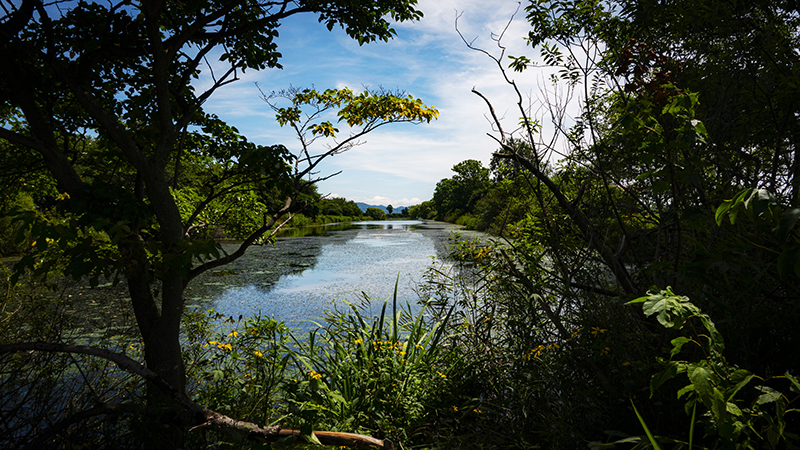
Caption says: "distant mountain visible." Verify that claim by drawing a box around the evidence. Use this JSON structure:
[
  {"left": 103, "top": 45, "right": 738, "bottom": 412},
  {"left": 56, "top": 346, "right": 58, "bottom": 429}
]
[
  {"left": 355, "top": 203, "right": 412, "bottom": 214},
  {"left": 356, "top": 202, "right": 387, "bottom": 213}
]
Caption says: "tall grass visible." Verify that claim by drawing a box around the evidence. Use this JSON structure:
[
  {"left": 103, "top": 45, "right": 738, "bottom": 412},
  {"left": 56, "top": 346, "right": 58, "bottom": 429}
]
[{"left": 286, "top": 278, "right": 457, "bottom": 443}]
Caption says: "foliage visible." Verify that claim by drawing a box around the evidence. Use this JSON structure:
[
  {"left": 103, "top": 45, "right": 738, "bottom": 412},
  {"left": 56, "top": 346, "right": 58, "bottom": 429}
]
[
  {"left": 411, "top": 0, "right": 800, "bottom": 447},
  {"left": 407, "top": 200, "right": 436, "bottom": 220},
  {"left": 182, "top": 310, "right": 293, "bottom": 443},
  {"left": 286, "top": 287, "right": 457, "bottom": 445},
  {"left": 365, "top": 207, "right": 387, "bottom": 221},
  {"left": 431, "top": 160, "right": 491, "bottom": 224},
  {"left": 627, "top": 288, "right": 799, "bottom": 449}
]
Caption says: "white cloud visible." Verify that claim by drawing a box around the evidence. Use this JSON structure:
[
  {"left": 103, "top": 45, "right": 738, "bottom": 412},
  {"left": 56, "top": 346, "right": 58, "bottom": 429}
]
[{"left": 194, "top": 0, "right": 576, "bottom": 204}]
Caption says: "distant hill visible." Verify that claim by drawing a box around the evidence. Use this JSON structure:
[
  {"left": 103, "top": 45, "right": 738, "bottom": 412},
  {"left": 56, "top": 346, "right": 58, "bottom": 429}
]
[{"left": 355, "top": 203, "right": 412, "bottom": 214}]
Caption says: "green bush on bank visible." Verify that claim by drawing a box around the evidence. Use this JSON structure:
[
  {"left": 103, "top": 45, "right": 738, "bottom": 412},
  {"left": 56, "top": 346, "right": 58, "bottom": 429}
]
[{"left": 286, "top": 213, "right": 370, "bottom": 227}]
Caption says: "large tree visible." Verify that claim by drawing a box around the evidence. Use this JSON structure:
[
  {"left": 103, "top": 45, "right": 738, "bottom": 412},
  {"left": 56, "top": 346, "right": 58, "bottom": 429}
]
[{"left": 0, "top": 0, "right": 436, "bottom": 446}]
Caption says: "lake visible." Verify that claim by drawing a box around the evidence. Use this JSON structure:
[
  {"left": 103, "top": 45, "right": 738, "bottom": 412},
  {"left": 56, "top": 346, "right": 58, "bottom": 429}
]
[{"left": 187, "top": 220, "right": 474, "bottom": 329}]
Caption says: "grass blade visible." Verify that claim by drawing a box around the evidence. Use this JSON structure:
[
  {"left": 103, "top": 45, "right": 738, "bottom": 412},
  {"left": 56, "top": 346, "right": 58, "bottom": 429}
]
[{"left": 631, "top": 399, "right": 663, "bottom": 450}]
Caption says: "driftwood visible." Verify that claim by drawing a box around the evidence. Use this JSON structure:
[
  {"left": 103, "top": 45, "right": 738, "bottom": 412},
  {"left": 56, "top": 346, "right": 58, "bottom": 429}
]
[
  {"left": 0, "top": 342, "right": 395, "bottom": 449},
  {"left": 276, "top": 429, "right": 394, "bottom": 450}
]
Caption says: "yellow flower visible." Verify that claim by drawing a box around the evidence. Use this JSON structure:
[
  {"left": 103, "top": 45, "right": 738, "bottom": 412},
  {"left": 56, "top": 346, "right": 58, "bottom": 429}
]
[
  {"left": 354, "top": 339, "right": 363, "bottom": 345},
  {"left": 473, "top": 408, "right": 482, "bottom": 414},
  {"left": 309, "top": 370, "right": 322, "bottom": 380},
  {"left": 591, "top": 326, "right": 608, "bottom": 337},
  {"left": 437, "top": 371, "right": 447, "bottom": 378},
  {"left": 254, "top": 351, "right": 263, "bottom": 358},
  {"left": 523, "top": 345, "right": 546, "bottom": 360},
  {"left": 451, "top": 405, "right": 458, "bottom": 412},
  {"left": 227, "top": 330, "right": 238, "bottom": 338}
]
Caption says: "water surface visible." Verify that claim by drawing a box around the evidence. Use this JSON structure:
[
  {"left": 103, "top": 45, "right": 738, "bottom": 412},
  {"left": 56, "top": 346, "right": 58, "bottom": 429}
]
[{"left": 188, "top": 220, "right": 470, "bottom": 328}]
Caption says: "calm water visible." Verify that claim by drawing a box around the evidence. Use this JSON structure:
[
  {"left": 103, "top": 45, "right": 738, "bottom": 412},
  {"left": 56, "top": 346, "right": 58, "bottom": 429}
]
[{"left": 187, "top": 220, "right": 470, "bottom": 328}]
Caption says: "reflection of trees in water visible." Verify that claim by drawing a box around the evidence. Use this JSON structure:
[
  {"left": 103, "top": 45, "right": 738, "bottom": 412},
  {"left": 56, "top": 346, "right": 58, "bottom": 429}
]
[
  {"left": 187, "top": 237, "right": 326, "bottom": 303},
  {"left": 187, "top": 222, "right": 491, "bottom": 315}
]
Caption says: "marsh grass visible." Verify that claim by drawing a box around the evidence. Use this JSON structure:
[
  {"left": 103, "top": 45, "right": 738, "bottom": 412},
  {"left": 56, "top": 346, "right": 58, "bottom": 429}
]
[{"left": 285, "top": 278, "right": 457, "bottom": 444}]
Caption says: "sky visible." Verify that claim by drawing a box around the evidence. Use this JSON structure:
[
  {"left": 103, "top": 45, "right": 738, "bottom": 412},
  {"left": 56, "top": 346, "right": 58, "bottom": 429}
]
[{"left": 200, "top": 1, "right": 557, "bottom": 207}]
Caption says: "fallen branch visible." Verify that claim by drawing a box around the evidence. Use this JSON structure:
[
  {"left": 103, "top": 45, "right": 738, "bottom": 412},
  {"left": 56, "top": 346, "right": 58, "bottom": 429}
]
[{"left": 0, "top": 342, "right": 396, "bottom": 449}]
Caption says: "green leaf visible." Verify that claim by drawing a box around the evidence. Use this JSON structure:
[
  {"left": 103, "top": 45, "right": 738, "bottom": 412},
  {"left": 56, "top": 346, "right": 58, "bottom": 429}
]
[
  {"left": 299, "top": 425, "right": 322, "bottom": 445},
  {"left": 670, "top": 336, "right": 693, "bottom": 358},
  {"left": 631, "top": 400, "right": 663, "bottom": 450},
  {"left": 641, "top": 287, "right": 694, "bottom": 328},
  {"left": 727, "top": 369, "right": 754, "bottom": 401},
  {"left": 726, "top": 402, "right": 743, "bottom": 416},
  {"left": 756, "top": 385, "right": 782, "bottom": 405},
  {"left": 784, "top": 372, "right": 800, "bottom": 394},
  {"left": 677, "top": 384, "right": 696, "bottom": 399},
  {"left": 688, "top": 364, "right": 720, "bottom": 410},
  {"left": 651, "top": 363, "right": 680, "bottom": 397}
]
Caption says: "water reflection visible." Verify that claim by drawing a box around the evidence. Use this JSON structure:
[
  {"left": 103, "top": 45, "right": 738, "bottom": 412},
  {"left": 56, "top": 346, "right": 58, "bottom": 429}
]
[{"left": 189, "top": 220, "right": 463, "bottom": 330}]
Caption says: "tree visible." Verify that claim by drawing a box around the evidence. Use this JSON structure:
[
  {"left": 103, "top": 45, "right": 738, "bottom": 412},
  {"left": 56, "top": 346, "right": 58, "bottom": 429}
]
[
  {"left": 387, "top": 204, "right": 394, "bottom": 215},
  {"left": 431, "top": 159, "right": 490, "bottom": 220},
  {"left": 443, "top": 1, "right": 800, "bottom": 447},
  {"left": 408, "top": 200, "right": 435, "bottom": 219},
  {"left": 0, "top": 0, "right": 436, "bottom": 446},
  {"left": 365, "top": 206, "right": 386, "bottom": 220}
]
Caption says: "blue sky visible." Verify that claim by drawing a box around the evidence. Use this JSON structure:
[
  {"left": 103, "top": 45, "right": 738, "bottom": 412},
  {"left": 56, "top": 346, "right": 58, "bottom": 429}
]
[{"left": 200, "top": 1, "right": 553, "bottom": 207}]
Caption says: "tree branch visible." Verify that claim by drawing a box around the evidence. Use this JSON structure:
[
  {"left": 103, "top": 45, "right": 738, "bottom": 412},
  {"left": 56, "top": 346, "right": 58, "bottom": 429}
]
[{"left": 0, "top": 341, "right": 397, "bottom": 449}]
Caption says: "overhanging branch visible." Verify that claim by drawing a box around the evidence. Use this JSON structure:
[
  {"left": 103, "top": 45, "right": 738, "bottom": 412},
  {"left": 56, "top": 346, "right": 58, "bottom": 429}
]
[{"left": 0, "top": 342, "right": 396, "bottom": 449}]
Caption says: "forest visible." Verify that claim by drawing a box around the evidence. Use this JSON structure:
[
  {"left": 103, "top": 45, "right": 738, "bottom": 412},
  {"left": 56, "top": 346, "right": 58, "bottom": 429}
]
[{"left": 1, "top": 0, "right": 799, "bottom": 449}]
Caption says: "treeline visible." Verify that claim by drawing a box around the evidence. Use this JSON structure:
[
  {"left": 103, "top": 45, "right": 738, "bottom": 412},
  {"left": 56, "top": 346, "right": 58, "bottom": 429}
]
[{"left": 408, "top": 154, "right": 535, "bottom": 234}]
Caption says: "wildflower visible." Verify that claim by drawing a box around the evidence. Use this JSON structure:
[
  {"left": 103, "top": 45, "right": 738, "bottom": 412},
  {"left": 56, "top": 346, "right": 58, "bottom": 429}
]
[
  {"left": 227, "top": 330, "right": 238, "bottom": 338},
  {"left": 451, "top": 405, "right": 458, "bottom": 412},
  {"left": 591, "top": 326, "right": 608, "bottom": 337},
  {"left": 309, "top": 370, "right": 322, "bottom": 380},
  {"left": 524, "top": 345, "right": 546, "bottom": 360},
  {"left": 473, "top": 408, "right": 482, "bottom": 414},
  {"left": 354, "top": 339, "right": 363, "bottom": 345},
  {"left": 128, "top": 344, "right": 135, "bottom": 350},
  {"left": 437, "top": 371, "right": 447, "bottom": 378},
  {"left": 254, "top": 350, "right": 263, "bottom": 358},
  {"left": 622, "top": 361, "right": 631, "bottom": 366}
]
